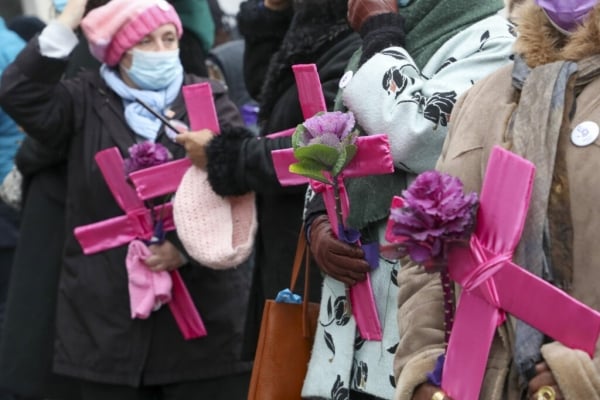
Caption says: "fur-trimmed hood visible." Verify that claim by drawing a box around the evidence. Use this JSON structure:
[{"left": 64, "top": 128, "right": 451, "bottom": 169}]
[{"left": 514, "top": 0, "right": 600, "bottom": 67}]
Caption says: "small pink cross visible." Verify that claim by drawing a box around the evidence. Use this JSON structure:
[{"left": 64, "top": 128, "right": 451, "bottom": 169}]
[
  {"left": 271, "top": 64, "right": 395, "bottom": 341},
  {"left": 74, "top": 83, "right": 221, "bottom": 340},
  {"left": 387, "top": 146, "right": 600, "bottom": 399}
]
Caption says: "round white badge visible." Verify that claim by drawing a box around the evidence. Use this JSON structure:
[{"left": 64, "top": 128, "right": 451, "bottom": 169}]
[
  {"left": 571, "top": 121, "right": 600, "bottom": 147},
  {"left": 339, "top": 71, "right": 353, "bottom": 89}
]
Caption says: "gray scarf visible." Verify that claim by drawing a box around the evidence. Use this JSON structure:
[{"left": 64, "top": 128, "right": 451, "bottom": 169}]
[{"left": 508, "top": 54, "right": 600, "bottom": 387}]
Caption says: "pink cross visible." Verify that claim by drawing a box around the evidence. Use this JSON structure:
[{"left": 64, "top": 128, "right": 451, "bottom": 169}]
[
  {"left": 387, "top": 146, "right": 600, "bottom": 399},
  {"left": 74, "top": 83, "right": 221, "bottom": 340},
  {"left": 271, "top": 64, "right": 395, "bottom": 341}
]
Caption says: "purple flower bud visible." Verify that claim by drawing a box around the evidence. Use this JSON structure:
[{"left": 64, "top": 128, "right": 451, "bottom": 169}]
[
  {"left": 300, "top": 111, "right": 357, "bottom": 148},
  {"left": 124, "top": 142, "right": 172, "bottom": 175}
]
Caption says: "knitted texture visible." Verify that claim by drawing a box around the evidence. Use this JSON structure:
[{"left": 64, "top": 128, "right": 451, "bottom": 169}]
[
  {"left": 81, "top": 0, "right": 182, "bottom": 66},
  {"left": 173, "top": 166, "right": 257, "bottom": 270}
]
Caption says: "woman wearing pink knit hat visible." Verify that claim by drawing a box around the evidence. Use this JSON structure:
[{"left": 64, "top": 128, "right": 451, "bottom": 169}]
[{"left": 0, "top": 0, "right": 253, "bottom": 398}]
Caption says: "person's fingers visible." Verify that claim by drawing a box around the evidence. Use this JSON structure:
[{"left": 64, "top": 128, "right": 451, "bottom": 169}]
[
  {"left": 535, "top": 362, "right": 550, "bottom": 374},
  {"left": 143, "top": 254, "right": 162, "bottom": 269},
  {"left": 528, "top": 371, "right": 558, "bottom": 398},
  {"left": 174, "top": 130, "right": 190, "bottom": 144}
]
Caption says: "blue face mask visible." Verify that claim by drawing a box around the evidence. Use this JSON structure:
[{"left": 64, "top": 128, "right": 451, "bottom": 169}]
[
  {"left": 53, "top": 0, "right": 67, "bottom": 13},
  {"left": 398, "top": 0, "right": 411, "bottom": 7},
  {"left": 125, "top": 49, "right": 183, "bottom": 91}
]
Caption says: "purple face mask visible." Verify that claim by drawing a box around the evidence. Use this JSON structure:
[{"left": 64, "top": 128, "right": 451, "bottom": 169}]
[{"left": 536, "top": 0, "right": 597, "bottom": 32}]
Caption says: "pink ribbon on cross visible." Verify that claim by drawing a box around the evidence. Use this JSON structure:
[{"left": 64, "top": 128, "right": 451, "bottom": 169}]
[
  {"left": 389, "top": 146, "right": 600, "bottom": 399},
  {"left": 271, "top": 64, "right": 394, "bottom": 341},
  {"left": 74, "top": 83, "right": 220, "bottom": 340}
]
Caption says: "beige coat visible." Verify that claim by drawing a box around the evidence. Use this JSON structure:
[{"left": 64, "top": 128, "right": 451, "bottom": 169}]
[{"left": 394, "top": 1, "right": 600, "bottom": 399}]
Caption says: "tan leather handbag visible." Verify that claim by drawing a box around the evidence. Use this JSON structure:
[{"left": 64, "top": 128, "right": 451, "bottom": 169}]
[{"left": 248, "top": 226, "right": 320, "bottom": 400}]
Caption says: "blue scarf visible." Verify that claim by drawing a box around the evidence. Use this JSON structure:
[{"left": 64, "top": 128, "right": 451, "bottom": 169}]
[{"left": 100, "top": 64, "right": 183, "bottom": 141}]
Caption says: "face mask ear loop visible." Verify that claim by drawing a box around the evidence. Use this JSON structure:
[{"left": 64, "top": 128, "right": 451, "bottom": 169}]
[{"left": 541, "top": 9, "right": 574, "bottom": 35}]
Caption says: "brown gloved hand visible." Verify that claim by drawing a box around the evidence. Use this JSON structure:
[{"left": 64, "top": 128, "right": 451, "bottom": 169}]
[
  {"left": 347, "top": 0, "right": 398, "bottom": 32},
  {"left": 308, "top": 214, "right": 371, "bottom": 285}
]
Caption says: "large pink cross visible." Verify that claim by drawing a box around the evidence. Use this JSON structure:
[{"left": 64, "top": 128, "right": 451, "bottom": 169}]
[
  {"left": 271, "top": 64, "right": 395, "bottom": 341},
  {"left": 74, "top": 83, "right": 220, "bottom": 340},
  {"left": 387, "top": 146, "right": 600, "bottom": 399}
]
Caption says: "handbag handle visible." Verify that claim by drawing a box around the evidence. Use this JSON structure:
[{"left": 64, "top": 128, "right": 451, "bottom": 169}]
[{"left": 289, "top": 224, "right": 314, "bottom": 339}]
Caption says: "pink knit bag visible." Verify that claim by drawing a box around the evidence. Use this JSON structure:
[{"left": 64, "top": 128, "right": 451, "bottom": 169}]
[{"left": 173, "top": 167, "right": 257, "bottom": 269}]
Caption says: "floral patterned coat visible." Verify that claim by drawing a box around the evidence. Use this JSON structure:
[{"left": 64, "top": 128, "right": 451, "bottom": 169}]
[{"left": 302, "top": 14, "right": 516, "bottom": 400}]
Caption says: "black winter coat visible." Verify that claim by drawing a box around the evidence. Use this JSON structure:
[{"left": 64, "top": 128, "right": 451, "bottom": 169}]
[
  {"left": 0, "top": 39, "right": 252, "bottom": 387},
  {"left": 209, "top": 0, "right": 361, "bottom": 358}
]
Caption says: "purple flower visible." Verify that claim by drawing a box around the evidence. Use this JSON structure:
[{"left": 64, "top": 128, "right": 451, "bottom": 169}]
[
  {"left": 124, "top": 142, "right": 172, "bottom": 175},
  {"left": 299, "top": 111, "right": 357, "bottom": 148},
  {"left": 389, "top": 171, "right": 478, "bottom": 264}
]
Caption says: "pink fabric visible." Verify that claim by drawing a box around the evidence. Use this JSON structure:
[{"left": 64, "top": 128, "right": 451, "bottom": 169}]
[
  {"left": 438, "top": 146, "right": 600, "bottom": 400},
  {"left": 168, "top": 270, "right": 207, "bottom": 340},
  {"left": 292, "top": 64, "right": 328, "bottom": 119},
  {"left": 182, "top": 83, "right": 221, "bottom": 134},
  {"left": 81, "top": 0, "right": 182, "bottom": 66},
  {"left": 74, "top": 147, "right": 207, "bottom": 339},
  {"left": 128, "top": 83, "right": 219, "bottom": 198},
  {"left": 126, "top": 240, "right": 172, "bottom": 319},
  {"left": 129, "top": 159, "right": 192, "bottom": 200},
  {"left": 265, "top": 127, "right": 295, "bottom": 139},
  {"left": 74, "top": 148, "right": 176, "bottom": 252}
]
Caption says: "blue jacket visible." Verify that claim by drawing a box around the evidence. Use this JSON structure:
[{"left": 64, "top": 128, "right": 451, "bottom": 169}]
[{"left": 0, "top": 18, "right": 25, "bottom": 181}]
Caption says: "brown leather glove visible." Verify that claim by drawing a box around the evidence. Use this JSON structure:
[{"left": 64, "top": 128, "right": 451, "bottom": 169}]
[
  {"left": 308, "top": 214, "right": 371, "bottom": 285},
  {"left": 347, "top": 0, "right": 398, "bottom": 32}
]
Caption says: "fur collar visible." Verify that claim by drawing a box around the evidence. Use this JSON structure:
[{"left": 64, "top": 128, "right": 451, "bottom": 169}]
[{"left": 514, "top": 1, "right": 600, "bottom": 67}]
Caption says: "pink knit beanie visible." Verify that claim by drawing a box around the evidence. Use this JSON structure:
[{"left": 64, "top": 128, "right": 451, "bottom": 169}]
[{"left": 81, "top": 0, "right": 183, "bottom": 67}]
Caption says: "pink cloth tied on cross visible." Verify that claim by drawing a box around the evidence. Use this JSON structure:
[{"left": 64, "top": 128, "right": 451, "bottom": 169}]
[
  {"left": 126, "top": 240, "right": 172, "bottom": 319},
  {"left": 438, "top": 146, "right": 600, "bottom": 400}
]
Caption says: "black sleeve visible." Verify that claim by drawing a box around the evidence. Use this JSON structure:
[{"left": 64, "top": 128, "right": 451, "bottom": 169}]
[
  {"left": 358, "top": 12, "right": 406, "bottom": 66},
  {"left": 0, "top": 38, "right": 79, "bottom": 151},
  {"left": 206, "top": 125, "right": 304, "bottom": 196},
  {"left": 15, "top": 137, "right": 67, "bottom": 177},
  {"left": 237, "top": 0, "right": 293, "bottom": 99}
]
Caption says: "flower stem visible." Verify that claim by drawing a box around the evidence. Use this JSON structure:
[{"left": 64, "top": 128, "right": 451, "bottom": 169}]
[
  {"left": 440, "top": 270, "right": 455, "bottom": 346},
  {"left": 332, "top": 176, "right": 345, "bottom": 233}
]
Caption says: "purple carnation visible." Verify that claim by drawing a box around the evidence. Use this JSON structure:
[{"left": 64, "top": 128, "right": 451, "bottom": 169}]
[
  {"left": 390, "top": 171, "right": 478, "bottom": 264},
  {"left": 124, "top": 142, "right": 172, "bottom": 175},
  {"left": 299, "top": 111, "right": 357, "bottom": 148}
]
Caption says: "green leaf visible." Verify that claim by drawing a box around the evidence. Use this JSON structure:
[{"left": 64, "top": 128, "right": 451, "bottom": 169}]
[
  {"left": 331, "top": 144, "right": 357, "bottom": 177},
  {"left": 331, "top": 147, "right": 347, "bottom": 177},
  {"left": 289, "top": 161, "right": 330, "bottom": 184},
  {"left": 291, "top": 124, "right": 305, "bottom": 149},
  {"left": 294, "top": 144, "right": 340, "bottom": 169},
  {"left": 342, "top": 144, "right": 358, "bottom": 169}
]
